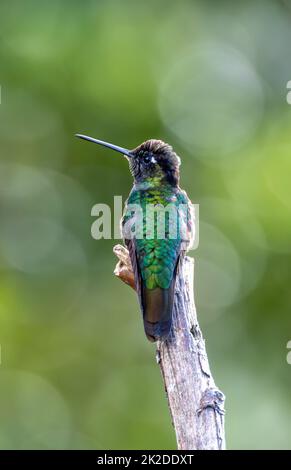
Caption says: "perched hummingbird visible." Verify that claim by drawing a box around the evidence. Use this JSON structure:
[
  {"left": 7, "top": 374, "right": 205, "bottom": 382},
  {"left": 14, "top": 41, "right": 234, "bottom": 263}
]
[{"left": 76, "top": 134, "right": 194, "bottom": 342}]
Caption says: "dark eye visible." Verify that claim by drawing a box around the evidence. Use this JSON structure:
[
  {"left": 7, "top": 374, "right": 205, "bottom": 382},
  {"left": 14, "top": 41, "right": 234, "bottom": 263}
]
[{"left": 143, "top": 154, "right": 151, "bottom": 164}]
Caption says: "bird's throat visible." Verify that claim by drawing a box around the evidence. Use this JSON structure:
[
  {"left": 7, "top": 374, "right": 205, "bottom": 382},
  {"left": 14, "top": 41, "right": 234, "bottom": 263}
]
[{"left": 135, "top": 175, "right": 173, "bottom": 191}]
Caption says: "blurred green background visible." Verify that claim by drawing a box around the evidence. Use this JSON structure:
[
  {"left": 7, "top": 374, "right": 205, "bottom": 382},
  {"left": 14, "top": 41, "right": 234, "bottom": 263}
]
[{"left": 0, "top": 0, "right": 291, "bottom": 450}]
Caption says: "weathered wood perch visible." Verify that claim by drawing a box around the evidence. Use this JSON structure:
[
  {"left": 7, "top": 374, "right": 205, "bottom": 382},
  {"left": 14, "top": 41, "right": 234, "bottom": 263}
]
[{"left": 113, "top": 244, "right": 226, "bottom": 450}]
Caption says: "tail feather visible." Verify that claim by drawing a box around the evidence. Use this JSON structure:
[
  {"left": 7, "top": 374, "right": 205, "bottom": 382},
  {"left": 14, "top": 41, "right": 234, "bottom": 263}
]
[{"left": 142, "top": 284, "right": 175, "bottom": 342}]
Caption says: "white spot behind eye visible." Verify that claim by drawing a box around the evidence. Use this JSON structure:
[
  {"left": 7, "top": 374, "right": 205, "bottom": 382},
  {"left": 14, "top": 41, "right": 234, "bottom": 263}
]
[{"left": 151, "top": 156, "right": 156, "bottom": 164}]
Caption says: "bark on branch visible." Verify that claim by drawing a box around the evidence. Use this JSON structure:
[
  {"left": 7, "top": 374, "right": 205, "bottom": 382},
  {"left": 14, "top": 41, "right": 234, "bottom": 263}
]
[{"left": 113, "top": 244, "right": 226, "bottom": 450}]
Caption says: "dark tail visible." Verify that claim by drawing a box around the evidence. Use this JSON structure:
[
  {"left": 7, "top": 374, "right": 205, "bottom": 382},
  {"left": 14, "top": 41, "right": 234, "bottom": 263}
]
[{"left": 142, "top": 284, "right": 175, "bottom": 342}]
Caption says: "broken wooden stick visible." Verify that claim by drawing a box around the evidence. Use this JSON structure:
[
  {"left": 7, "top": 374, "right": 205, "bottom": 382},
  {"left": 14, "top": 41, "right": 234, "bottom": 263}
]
[{"left": 113, "top": 244, "right": 226, "bottom": 450}]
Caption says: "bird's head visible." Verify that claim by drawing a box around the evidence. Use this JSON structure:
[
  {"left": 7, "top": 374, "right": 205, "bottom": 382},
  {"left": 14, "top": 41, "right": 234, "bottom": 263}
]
[
  {"left": 129, "top": 139, "right": 180, "bottom": 186},
  {"left": 76, "top": 135, "right": 181, "bottom": 187}
]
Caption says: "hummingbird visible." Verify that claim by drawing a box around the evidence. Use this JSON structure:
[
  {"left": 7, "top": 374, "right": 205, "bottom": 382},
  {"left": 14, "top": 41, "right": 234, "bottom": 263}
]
[{"left": 76, "top": 134, "right": 194, "bottom": 342}]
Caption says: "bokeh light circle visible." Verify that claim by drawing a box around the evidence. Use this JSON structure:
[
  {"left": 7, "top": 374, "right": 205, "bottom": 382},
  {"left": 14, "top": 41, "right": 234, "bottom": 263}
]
[{"left": 159, "top": 41, "right": 264, "bottom": 161}]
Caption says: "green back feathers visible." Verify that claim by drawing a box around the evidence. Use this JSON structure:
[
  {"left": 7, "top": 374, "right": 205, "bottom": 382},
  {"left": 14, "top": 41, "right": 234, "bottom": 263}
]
[{"left": 122, "top": 185, "right": 190, "bottom": 290}]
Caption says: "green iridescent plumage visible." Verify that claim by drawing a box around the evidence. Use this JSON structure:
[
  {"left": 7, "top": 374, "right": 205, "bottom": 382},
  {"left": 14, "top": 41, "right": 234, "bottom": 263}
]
[{"left": 123, "top": 185, "right": 190, "bottom": 291}]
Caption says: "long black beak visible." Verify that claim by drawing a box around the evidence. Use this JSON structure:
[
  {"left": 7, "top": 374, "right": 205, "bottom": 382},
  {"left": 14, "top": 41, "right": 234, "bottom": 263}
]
[{"left": 75, "top": 134, "right": 132, "bottom": 158}]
